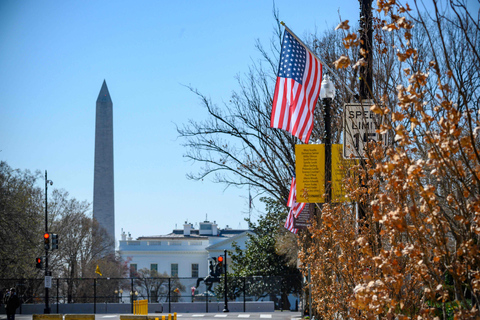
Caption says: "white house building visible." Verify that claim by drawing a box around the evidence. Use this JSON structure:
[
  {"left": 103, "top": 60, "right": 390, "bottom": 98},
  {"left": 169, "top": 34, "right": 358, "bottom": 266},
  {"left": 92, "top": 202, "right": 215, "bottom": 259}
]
[{"left": 118, "top": 220, "right": 251, "bottom": 279}]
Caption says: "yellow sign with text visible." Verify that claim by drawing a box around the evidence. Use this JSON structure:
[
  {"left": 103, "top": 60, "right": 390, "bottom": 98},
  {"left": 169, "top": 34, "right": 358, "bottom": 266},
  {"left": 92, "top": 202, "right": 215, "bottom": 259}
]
[
  {"left": 295, "top": 144, "right": 357, "bottom": 203},
  {"left": 295, "top": 144, "right": 325, "bottom": 203},
  {"left": 332, "top": 144, "right": 357, "bottom": 202}
]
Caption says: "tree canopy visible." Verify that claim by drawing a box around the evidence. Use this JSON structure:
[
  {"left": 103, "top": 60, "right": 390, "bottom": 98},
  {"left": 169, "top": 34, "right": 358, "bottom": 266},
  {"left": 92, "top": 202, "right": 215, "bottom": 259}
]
[
  {"left": 0, "top": 162, "right": 43, "bottom": 279},
  {"left": 231, "top": 197, "right": 299, "bottom": 277},
  {"left": 0, "top": 161, "right": 126, "bottom": 302}
]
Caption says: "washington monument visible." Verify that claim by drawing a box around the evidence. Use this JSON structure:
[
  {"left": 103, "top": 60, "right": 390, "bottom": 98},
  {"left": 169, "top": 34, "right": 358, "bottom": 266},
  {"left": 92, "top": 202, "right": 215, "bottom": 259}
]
[{"left": 93, "top": 80, "right": 115, "bottom": 251}]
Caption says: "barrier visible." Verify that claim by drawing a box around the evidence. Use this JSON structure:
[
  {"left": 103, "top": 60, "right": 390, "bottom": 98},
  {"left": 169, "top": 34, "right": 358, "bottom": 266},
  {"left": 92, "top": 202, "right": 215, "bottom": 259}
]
[
  {"left": 23, "top": 301, "right": 274, "bottom": 314},
  {"left": 33, "top": 315, "right": 63, "bottom": 320},
  {"left": 133, "top": 299, "right": 148, "bottom": 315},
  {"left": 156, "top": 314, "right": 176, "bottom": 320},
  {"left": 119, "top": 316, "right": 148, "bottom": 320}
]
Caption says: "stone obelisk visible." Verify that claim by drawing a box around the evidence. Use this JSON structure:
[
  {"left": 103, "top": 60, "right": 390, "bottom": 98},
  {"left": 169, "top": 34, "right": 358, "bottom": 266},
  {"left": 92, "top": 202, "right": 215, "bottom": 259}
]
[{"left": 93, "top": 80, "right": 115, "bottom": 252}]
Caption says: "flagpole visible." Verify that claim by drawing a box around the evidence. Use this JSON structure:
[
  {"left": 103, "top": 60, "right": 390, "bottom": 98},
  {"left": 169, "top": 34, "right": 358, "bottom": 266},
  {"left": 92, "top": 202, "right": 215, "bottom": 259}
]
[
  {"left": 280, "top": 22, "right": 356, "bottom": 97},
  {"left": 248, "top": 186, "right": 252, "bottom": 222}
]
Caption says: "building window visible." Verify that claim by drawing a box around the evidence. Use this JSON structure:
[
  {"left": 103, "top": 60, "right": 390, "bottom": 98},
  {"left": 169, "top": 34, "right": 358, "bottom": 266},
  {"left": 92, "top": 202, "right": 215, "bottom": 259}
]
[
  {"left": 130, "top": 263, "right": 137, "bottom": 277},
  {"left": 171, "top": 263, "right": 178, "bottom": 277},
  {"left": 151, "top": 264, "right": 158, "bottom": 272},
  {"left": 191, "top": 264, "right": 199, "bottom": 278}
]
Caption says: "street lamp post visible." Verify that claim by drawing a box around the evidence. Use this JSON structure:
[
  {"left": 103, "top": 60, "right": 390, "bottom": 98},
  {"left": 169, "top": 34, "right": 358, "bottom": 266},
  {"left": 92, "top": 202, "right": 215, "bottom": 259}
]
[
  {"left": 320, "top": 75, "right": 336, "bottom": 203},
  {"left": 130, "top": 290, "right": 138, "bottom": 313},
  {"left": 222, "top": 250, "right": 229, "bottom": 312},
  {"left": 115, "top": 289, "right": 123, "bottom": 303},
  {"left": 44, "top": 171, "right": 53, "bottom": 314}
]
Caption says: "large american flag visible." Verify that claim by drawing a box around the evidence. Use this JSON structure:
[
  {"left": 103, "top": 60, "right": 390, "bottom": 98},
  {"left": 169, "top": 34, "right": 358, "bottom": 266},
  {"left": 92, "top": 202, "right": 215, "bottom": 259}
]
[
  {"left": 285, "top": 177, "right": 306, "bottom": 233},
  {"left": 271, "top": 28, "right": 323, "bottom": 144}
]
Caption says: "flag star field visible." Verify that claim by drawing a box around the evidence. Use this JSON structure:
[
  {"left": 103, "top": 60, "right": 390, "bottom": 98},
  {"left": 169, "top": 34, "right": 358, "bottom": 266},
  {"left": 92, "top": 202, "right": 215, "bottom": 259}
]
[{"left": 278, "top": 32, "right": 307, "bottom": 84}]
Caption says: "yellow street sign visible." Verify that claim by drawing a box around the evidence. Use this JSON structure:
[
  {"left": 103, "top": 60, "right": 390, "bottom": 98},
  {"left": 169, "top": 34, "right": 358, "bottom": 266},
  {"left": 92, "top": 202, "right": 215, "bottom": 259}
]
[
  {"left": 332, "top": 144, "right": 357, "bottom": 202},
  {"left": 295, "top": 144, "right": 325, "bottom": 203}
]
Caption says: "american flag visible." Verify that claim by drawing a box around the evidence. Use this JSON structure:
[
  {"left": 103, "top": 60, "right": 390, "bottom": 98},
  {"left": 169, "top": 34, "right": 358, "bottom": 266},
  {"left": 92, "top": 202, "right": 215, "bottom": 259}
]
[
  {"left": 271, "top": 28, "right": 323, "bottom": 144},
  {"left": 287, "top": 177, "right": 296, "bottom": 207},
  {"left": 285, "top": 177, "right": 306, "bottom": 233},
  {"left": 284, "top": 209, "right": 298, "bottom": 234}
]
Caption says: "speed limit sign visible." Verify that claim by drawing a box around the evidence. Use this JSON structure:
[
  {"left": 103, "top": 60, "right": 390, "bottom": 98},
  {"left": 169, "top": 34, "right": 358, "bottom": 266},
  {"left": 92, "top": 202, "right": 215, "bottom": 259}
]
[{"left": 343, "top": 102, "right": 387, "bottom": 159}]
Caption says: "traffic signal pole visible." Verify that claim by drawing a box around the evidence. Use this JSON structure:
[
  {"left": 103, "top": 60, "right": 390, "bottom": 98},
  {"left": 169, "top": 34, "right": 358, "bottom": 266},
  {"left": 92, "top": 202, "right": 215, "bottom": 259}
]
[
  {"left": 222, "top": 250, "right": 229, "bottom": 312},
  {"left": 44, "top": 171, "right": 51, "bottom": 314}
]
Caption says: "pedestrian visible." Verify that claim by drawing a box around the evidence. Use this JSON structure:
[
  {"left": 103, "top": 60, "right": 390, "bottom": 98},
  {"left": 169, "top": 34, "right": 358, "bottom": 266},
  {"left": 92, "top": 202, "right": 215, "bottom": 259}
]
[
  {"left": 4, "top": 288, "right": 20, "bottom": 320},
  {"left": 3, "top": 288, "right": 10, "bottom": 310}
]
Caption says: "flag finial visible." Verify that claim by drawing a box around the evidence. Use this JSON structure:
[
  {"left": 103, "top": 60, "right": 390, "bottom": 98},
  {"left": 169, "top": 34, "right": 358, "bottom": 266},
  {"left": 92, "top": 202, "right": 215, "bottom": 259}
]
[{"left": 95, "top": 265, "right": 102, "bottom": 276}]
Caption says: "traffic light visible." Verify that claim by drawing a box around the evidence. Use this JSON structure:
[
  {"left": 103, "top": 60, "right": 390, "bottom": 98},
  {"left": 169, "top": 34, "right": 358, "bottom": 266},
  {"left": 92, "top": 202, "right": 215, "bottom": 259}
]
[
  {"left": 44, "top": 233, "right": 50, "bottom": 250},
  {"left": 51, "top": 233, "right": 59, "bottom": 250},
  {"left": 36, "top": 257, "right": 43, "bottom": 269},
  {"left": 216, "top": 255, "right": 224, "bottom": 274}
]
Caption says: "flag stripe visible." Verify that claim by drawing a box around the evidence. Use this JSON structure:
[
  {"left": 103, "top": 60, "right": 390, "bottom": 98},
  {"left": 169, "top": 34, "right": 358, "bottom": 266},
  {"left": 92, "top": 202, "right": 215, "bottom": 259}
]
[
  {"left": 284, "top": 209, "right": 298, "bottom": 234},
  {"left": 292, "top": 202, "right": 306, "bottom": 219},
  {"left": 287, "top": 177, "right": 296, "bottom": 207}
]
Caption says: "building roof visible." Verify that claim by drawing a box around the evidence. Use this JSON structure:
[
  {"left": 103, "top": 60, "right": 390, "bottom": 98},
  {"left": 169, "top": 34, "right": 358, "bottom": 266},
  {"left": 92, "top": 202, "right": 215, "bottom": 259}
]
[
  {"left": 136, "top": 228, "right": 249, "bottom": 240},
  {"left": 130, "top": 218, "right": 251, "bottom": 241}
]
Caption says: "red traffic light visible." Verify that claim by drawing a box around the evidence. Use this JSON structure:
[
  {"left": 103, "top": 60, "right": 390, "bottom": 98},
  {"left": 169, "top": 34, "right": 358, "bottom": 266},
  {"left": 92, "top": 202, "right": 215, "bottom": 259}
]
[
  {"left": 36, "top": 257, "right": 43, "bottom": 268},
  {"left": 44, "top": 233, "right": 51, "bottom": 249},
  {"left": 218, "top": 256, "right": 224, "bottom": 263}
]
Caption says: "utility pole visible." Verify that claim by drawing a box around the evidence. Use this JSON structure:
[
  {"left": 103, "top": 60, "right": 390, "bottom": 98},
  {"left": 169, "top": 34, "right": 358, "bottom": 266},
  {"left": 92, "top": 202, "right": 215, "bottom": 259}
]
[
  {"left": 359, "top": 0, "right": 373, "bottom": 101},
  {"left": 358, "top": 0, "right": 373, "bottom": 223}
]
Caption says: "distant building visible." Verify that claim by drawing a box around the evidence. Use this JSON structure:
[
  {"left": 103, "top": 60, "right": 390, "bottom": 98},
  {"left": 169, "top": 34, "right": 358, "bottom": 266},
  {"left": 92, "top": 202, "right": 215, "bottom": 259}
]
[{"left": 118, "top": 220, "right": 250, "bottom": 279}]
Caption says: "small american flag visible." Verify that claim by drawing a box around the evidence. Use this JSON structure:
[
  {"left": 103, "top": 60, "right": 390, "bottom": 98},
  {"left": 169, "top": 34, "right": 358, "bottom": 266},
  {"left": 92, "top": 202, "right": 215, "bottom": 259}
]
[
  {"left": 285, "top": 177, "right": 306, "bottom": 233},
  {"left": 287, "top": 177, "right": 296, "bottom": 207},
  {"left": 284, "top": 209, "right": 298, "bottom": 234},
  {"left": 271, "top": 28, "right": 323, "bottom": 144}
]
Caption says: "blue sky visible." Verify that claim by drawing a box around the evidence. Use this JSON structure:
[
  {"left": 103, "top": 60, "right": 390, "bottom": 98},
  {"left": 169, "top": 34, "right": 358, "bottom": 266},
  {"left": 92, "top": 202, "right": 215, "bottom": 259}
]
[{"left": 0, "top": 1, "right": 358, "bottom": 241}]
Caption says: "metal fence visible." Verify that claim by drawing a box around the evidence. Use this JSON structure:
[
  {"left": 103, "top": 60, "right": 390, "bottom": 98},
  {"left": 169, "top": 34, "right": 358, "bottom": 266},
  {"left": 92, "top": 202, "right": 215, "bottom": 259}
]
[{"left": 1, "top": 275, "right": 302, "bottom": 312}]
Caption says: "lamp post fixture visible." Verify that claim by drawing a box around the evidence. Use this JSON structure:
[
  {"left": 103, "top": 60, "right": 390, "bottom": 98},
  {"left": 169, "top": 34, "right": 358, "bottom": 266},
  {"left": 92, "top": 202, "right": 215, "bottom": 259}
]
[
  {"left": 320, "top": 75, "right": 336, "bottom": 203},
  {"left": 130, "top": 290, "right": 138, "bottom": 313},
  {"left": 44, "top": 171, "right": 53, "bottom": 314},
  {"left": 115, "top": 289, "right": 123, "bottom": 303}
]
